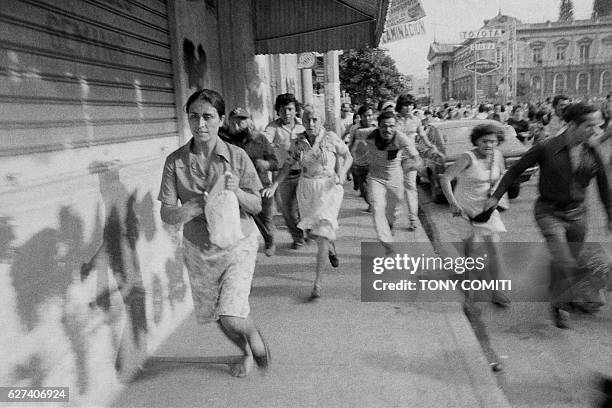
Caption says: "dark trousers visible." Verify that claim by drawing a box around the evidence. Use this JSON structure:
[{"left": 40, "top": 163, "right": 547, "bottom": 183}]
[
  {"left": 252, "top": 194, "right": 275, "bottom": 248},
  {"left": 534, "top": 199, "right": 588, "bottom": 308},
  {"left": 351, "top": 165, "right": 369, "bottom": 205},
  {"left": 277, "top": 173, "right": 303, "bottom": 243}
]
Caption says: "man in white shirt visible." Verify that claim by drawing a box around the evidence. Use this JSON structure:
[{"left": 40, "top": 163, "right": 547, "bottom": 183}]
[
  {"left": 264, "top": 93, "right": 306, "bottom": 248},
  {"left": 338, "top": 102, "right": 354, "bottom": 142}
]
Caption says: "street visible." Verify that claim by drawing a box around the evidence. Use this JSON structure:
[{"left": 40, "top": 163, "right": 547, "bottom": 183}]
[
  {"left": 418, "top": 171, "right": 612, "bottom": 408},
  {"left": 112, "top": 186, "right": 511, "bottom": 408}
]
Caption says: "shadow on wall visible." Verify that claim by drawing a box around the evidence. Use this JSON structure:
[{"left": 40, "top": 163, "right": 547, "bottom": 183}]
[
  {"left": 183, "top": 39, "right": 207, "bottom": 90},
  {"left": 9, "top": 205, "right": 89, "bottom": 391},
  {"left": 4, "top": 160, "right": 186, "bottom": 397},
  {"left": 246, "top": 59, "right": 266, "bottom": 120}
]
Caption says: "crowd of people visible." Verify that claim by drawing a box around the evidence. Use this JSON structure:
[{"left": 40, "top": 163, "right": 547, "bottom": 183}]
[{"left": 156, "top": 87, "right": 611, "bottom": 377}]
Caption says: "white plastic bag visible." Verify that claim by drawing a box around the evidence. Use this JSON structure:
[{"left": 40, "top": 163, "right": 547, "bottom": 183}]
[{"left": 205, "top": 172, "right": 244, "bottom": 249}]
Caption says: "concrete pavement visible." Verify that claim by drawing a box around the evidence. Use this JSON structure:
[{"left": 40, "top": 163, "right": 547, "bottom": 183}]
[
  {"left": 111, "top": 185, "right": 510, "bottom": 408},
  {"left": 418, "top": 175, "right": 612, "bottom": 408}
]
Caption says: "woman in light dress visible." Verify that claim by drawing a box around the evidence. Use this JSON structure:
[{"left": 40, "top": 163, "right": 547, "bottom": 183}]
[
  {"left": 264, "top": 105, "right": 353, "bottom": 299},
  {"left": 440, "top": 123, "right": 511, "bottom": 307}
]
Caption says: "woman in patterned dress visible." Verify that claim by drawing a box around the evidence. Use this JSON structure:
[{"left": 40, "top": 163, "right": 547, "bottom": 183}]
[
  {"left": 158, "top": 89, "right": 270, "bottom": 377},
  {"left": 263, "top": 105, "right": 353, "bottom": 299}
]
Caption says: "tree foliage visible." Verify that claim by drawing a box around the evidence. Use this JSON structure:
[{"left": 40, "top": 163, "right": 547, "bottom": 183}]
[
  {"left": 339, "top": 48, "right": 409, "bottom": 106},
  {"left": 559, "top": 0, "right": 574, "bottom": 22},
  {"left": 592, "top": 0, "right": 612, "bottom": 18}
]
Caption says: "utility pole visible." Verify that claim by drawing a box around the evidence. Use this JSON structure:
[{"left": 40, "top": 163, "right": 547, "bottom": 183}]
[
  {"left": 512, "top": 19, "right": 517, "bottom": 102},
  {"left": 473, "top": 38, "right": 479, "bottom": 106},
  {"left": 504, "top": 28, "right": 510, "bottom": 102}
]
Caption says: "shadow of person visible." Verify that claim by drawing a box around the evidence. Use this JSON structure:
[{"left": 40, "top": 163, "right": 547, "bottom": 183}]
[
  {"left": 82, "top": 161, "right": 149, "bottom": 381},
  {"left": 9, "top": 206, "right": 90, "bottom": 392}
]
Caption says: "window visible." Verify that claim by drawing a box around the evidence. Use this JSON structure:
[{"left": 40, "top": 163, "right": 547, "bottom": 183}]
[
  {"left": 579, "top": 44, "right": 590, "bottom": 63},
  {"left": 556, "top": 46, "right": 566, "bottom": 60},
  {"left": 553, "top": 73, "right": 566, "bottom": 93},
  {"left": 533, "top": 48, "right": 542, "bottom": 63},
  {"left": 531, "top": 76, "right": 542, "bottom": 90},
  {"left": 576, "top": 72, "right": 589, "bottom": 93},
  {"left": 601, "top": 71, "right": 612, "bottom": 94}
]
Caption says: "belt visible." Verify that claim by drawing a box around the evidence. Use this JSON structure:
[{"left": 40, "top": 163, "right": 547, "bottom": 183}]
[{"left": 537, "top": 198, "right": 583, "bottom": 212}]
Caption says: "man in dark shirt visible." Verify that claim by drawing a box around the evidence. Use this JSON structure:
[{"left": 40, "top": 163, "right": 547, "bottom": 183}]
[
  {"left": 484, "top": 103, "right": 611, "bottom": 328},
  {"left": 223, "top": 108, "right": 280, "bottom": 256}
]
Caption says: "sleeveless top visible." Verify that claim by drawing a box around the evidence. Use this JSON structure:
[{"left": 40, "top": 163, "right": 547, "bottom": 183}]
[{"left": 454, "top": 149, "right": 502, "bottom": 219}]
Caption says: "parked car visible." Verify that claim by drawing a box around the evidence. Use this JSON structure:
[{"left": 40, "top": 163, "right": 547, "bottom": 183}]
[{"left": 418, "top": 119, "right": 538, "bottom": 203}]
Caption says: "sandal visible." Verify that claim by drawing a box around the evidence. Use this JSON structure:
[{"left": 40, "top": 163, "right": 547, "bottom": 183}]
[
  {"left": 252, "top": 327, "right": 271, "bottom": 371},
  {"left": 328, "top": 241, "right": 339, "bottom": 268}
]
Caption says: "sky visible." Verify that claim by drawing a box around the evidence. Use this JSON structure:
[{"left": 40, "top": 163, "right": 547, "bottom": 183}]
[{"left": 385, "top": 0, "right": 594, "bottom": 78}]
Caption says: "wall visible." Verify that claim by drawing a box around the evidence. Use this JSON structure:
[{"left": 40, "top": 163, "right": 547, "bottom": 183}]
[{"left": 0, "top": 0, "right": 230, "bottom": 405}]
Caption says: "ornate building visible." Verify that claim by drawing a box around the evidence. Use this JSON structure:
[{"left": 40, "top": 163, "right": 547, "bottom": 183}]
[{"left": 428, "top": 11, "right": 612, "bottom": 104}]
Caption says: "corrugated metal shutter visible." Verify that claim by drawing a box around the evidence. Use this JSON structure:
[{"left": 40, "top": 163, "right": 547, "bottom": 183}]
[
  {"left": 0, "top": 0, "right": 177, "bottom": 156},
  {"left": 254, "top": 0, "right": 389, "bottom": 55}
]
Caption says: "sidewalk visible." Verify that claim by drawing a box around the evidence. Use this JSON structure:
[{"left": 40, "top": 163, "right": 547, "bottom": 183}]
[{"left": 112, "top": 185, "right": 510, "bottom": 408}]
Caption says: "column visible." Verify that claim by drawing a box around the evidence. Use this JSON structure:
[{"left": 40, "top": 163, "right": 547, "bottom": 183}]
[
  {"left": 301, "top": 68, "right": 313, "bottom": 105},
  {"left": 324, "top": 50, "right": 341, "bottom": 135}
]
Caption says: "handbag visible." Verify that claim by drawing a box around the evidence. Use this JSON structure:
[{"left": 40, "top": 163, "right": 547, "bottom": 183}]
[{"left": 489, "top": 151, "right": 509, "bottom": 211}]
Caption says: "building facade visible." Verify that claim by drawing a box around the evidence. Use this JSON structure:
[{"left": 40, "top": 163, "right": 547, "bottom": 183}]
[{"left": 428, "top": 12, "right": 612, "bottom": 105}]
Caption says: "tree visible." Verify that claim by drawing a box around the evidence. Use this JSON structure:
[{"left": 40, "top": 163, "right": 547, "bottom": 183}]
[
  {"left": 592, "top": 0, "right": 612, "bottom": 19},
  {"left": 559, "top": 0, "right": 574, "bottom": 22},
  {"left": 339, "top": 48, "right": 409, "bottom": 106}
]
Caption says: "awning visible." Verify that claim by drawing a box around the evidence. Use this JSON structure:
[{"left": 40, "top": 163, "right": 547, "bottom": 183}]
[{"left": 254, "top": 0, "right": 390, "bottom": 55}]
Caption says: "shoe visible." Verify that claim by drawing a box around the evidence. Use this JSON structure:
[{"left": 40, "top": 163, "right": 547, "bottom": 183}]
[
  {"left": 463, "top": 299, "right": 482, "bottom": 318},
  {"left": 491, "top": 290, "right": 511, "bottom": 307},
  {"left": 291, "top": 240, "right": 304, "bottom": 249},
  {"left": 310, "top": 283, "right": 321, "bottom": 299},
  {"left": 407, "top": 220, "right": 417, "bottom": 231},
  {"left": 252, "top": 327, "right": 271, "bottom": 371},
  {"left": 328, "top": 243, "right": 339, "bottom": 268},
  {"left": 569, "top": 301, "right": 600, "bottom": 314},
  {"left": 550, "top": 305, "right": 570, "bottom": 329},
  {"left": 264, "top": 244, "right": 275, "bottom": 257},
  {"left": 382, "top": 242, "right": 395, "bottom": 256}
]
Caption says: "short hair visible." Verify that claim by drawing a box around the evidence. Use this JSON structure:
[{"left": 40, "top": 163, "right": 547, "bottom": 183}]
[
  {"left": 535, "top": 110, "right": 547, "bottom": 122},
  {"left": 301, "top": 104, "right": 318, "bottom": 118},
  {"left": 562, "top": 102, "right": 598, "bottom": 125},
  {"left": 357, "top": 105, "right": 373, "bottom": 116},
  {"left": 184, "top": 89, "right": 225, "bottom": 116},
  {"left": 378, "top": 99, "right": 395, "bottom": 112},
  {"left": 470, "top": 123, "right": 504, "bottom": 146},
  {"left": 395, "top": 94, "right": 416, "bottom": 112},
  {"left": 274, "top": 93, "right": 299, "bottom": 112},
  {"left": 377, "top": 110, "right": 396, "bottom": 124},
  {"left": 552, "top": 94, "right": 569, "bottom": 108}
]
